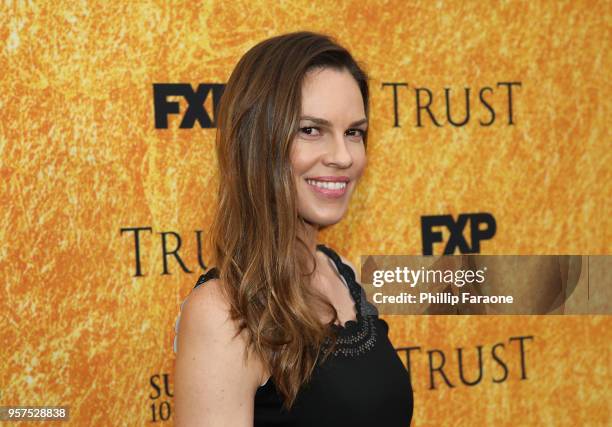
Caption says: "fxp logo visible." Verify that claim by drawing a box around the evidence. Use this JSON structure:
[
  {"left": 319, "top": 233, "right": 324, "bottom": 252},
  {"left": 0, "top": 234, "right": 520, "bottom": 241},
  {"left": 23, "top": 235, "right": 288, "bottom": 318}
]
[
  {"left": 421, "top": 212, "right": 496, "bottom": 255},
  {"left": 153, "top": 83, "right": 225, "bottom": 129}
]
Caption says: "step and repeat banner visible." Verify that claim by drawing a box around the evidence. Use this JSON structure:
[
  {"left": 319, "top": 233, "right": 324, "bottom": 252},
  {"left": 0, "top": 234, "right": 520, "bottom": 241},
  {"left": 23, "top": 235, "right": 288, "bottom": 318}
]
[{"left": 1, "top": 0, "right": 610, "bottom": 425}]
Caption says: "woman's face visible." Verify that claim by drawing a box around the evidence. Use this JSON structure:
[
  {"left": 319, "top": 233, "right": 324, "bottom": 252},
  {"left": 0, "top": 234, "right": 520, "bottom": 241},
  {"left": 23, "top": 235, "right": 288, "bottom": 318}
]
[{"left": 290, "top": 67, "right": 368, "bottom": 228}]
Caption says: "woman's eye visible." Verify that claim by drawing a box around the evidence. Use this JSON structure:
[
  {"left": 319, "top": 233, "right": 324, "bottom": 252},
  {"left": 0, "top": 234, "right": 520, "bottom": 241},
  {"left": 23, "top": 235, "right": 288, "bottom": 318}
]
[
  {"left": 346, "top": 129, "right": 365, "bottom": 140},
  {"left": 299, "top": 127, "right": 321, "bottom": 137}
]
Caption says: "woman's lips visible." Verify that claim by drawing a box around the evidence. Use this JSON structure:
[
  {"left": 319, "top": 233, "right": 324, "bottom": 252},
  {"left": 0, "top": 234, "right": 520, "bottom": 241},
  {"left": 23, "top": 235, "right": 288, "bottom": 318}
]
[{"left": 305, "top": 178, "right": 348, "bottom": 199}]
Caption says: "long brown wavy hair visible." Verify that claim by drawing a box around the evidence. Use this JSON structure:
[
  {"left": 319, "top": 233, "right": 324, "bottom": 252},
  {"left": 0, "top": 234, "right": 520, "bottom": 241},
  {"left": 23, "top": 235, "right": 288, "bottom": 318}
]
[{"left": 206, "top": 31, "right": 369, "bottom": 409}]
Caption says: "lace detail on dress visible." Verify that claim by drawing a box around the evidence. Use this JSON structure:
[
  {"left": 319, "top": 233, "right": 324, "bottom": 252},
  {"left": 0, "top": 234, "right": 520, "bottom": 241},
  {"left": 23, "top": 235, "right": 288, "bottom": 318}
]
[
  {"left": 316, "top": 243, "right": 379, "bottom": 358},
  {"left": 174, "top": 246, "right": 378, "bottom": 358},
  {"left": 327, "top": 315, "right": 378, "bottom": 357}
]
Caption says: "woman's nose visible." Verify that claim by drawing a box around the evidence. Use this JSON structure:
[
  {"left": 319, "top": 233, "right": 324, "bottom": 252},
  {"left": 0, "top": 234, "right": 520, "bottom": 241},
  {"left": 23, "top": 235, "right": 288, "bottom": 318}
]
[{"left": 323, "top": 132, "right": 353, "bottom": 168}]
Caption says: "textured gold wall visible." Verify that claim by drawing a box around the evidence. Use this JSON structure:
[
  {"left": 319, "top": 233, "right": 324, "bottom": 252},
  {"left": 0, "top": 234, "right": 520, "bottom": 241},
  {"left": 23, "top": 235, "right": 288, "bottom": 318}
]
[{"left": 1, "top": 0, "right": 609, "bottom": 425}]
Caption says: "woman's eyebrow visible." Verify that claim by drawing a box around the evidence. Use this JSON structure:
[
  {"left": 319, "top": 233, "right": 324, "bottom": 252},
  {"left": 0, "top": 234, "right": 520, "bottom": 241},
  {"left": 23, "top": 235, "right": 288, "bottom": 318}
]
[{"left": 299, "top": 116, "right": 368, "bottom": 127}]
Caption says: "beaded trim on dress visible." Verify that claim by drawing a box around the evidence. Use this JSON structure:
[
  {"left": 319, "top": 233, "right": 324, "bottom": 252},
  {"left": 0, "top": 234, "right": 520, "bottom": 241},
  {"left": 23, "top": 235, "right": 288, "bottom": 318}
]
[
  {"left": 175, "top": 245, "right": 379, "bottom": 358},
  {"left": 316, "top": 244, "right": 379, "bottom": 358}
]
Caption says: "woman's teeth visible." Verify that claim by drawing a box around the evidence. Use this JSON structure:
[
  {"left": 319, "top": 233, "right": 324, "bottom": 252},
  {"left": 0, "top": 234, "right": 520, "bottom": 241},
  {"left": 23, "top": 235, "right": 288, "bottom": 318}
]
[{"left": 306, "top": 179, "right": 347, "bottom": 190}]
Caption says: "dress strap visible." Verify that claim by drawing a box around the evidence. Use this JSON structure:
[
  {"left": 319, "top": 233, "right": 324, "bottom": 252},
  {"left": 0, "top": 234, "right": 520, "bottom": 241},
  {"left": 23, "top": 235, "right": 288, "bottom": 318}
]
[
  {"left": 194, "top": 267, "right": 219, "bottom": 289},
  {"left": 316, "top": 243, "right": 363, "bottom": 316},
  {"left": 316, "top": 243, "right": 357, "bottom": 282},
  {"left": 316, "top": 243, "right": 379, "bottom": 319}
]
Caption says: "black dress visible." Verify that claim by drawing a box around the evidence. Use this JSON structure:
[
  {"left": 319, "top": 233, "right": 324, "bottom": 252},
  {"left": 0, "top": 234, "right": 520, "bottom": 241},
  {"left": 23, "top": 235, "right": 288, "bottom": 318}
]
[{"left": 192, "top": 243, "right": 414, "bottom": 427}]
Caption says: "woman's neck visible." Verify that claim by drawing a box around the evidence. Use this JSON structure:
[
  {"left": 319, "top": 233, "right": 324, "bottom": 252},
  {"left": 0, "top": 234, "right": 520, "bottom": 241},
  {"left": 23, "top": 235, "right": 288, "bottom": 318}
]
[{"left": 297, "top": 218, "right": 320, "bottom": 258}]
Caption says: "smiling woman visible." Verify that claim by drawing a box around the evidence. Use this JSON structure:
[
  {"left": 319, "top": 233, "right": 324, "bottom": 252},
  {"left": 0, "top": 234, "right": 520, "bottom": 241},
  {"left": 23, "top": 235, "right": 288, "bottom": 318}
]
[
  {"left": 173, "top": 31, "right": 413, "bottom": 427},
  {"left": 292, "top": 67, "right": 368, "bottom": 218}
]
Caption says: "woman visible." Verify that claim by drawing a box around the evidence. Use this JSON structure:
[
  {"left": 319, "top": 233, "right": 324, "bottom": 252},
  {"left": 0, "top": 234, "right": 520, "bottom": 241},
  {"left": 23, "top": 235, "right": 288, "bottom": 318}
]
[{"left": 174, "top": 31, "right": 414, "bottom": 426}]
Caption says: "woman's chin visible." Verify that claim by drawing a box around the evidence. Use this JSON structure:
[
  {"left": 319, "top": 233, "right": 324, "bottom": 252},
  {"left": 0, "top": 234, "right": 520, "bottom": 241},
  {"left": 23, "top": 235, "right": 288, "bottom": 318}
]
[{"left": 300, "top": 211, "right": 347, "bottom": 228}]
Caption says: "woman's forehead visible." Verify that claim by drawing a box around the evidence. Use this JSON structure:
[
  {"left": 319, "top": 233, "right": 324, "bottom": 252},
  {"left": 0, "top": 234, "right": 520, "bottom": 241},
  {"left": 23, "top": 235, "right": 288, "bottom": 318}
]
[{"left": 300, "top": 68, "right": 365, "bottom": 122}]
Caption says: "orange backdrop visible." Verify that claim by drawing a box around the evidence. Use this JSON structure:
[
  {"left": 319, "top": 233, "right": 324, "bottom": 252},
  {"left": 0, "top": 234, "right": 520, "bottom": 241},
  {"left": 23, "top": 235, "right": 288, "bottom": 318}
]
[{"left": 1, "top": 0, "right": 610, "bottom": 425}]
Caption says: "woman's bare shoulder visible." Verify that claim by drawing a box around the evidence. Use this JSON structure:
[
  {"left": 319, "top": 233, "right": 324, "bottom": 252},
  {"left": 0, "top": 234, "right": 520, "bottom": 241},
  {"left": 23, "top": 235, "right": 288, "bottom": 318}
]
[
  {"left": 177, "top": 277, "right": 261, "bottom": 370},
  {"left": 174, "top": 277, "right": 265, "bottom": 426},
  {"left": 184, "top": 277, "right": 232, "bottom": 323}
]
